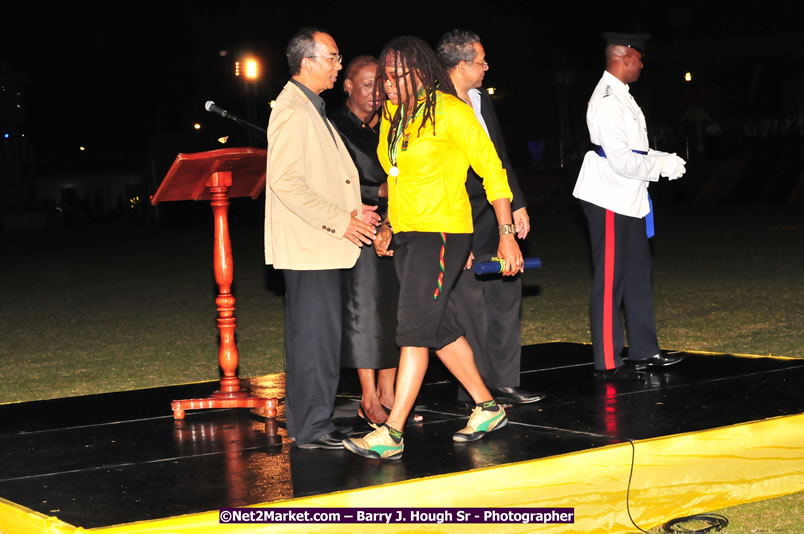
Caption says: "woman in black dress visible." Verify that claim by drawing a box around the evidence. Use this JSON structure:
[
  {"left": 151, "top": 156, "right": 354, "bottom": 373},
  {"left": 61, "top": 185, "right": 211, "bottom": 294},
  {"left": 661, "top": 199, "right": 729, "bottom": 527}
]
[{"left": 330, "top": 56, "right": 400, "bottom": 427}]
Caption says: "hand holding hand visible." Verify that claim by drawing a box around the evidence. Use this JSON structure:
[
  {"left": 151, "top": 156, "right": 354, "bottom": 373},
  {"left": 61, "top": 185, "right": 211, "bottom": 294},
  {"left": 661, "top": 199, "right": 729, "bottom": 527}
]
[
  {"left": 373, "top": 223, "right": 393, "bottom": 256},
  {"left": 345, "top": 209, "right": 376, "bottom": 247},
  {"left": 361, "top": 204, "right": 381, "bottom": 226}
]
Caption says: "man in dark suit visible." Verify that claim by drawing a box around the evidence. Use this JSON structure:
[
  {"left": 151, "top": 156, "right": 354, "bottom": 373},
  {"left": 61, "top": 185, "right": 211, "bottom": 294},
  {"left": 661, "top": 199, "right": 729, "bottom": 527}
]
[
  {"left": 265, "top": 27, "right": 377, "bottom": 449},
  {"left": 437, "top": 30, "right": 544, "bottom": 406}
]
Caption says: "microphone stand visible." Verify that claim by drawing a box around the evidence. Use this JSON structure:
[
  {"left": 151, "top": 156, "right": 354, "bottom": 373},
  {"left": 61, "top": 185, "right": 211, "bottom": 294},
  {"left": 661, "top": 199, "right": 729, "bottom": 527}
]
[
  {"left": 219, "top": 112, "right": 266, "bottom": 137},
  {"left": 205, "top": 103, "right": 266, "bottom": 136},
  {"left": 226, "top": 114, "right": 266, "bottom": 137}
]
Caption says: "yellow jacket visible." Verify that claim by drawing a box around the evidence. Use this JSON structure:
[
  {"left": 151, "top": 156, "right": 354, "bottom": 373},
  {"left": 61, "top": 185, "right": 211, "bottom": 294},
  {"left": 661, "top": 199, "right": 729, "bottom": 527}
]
[{"left": 378, "top": 91, "right": 512, "bottom": 233}]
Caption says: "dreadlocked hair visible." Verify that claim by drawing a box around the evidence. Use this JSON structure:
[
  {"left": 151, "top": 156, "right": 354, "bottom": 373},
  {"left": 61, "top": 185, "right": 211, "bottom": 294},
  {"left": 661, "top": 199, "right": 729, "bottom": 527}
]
[{"left": 374, "top": 36, "right": 457, "bottom": 144}]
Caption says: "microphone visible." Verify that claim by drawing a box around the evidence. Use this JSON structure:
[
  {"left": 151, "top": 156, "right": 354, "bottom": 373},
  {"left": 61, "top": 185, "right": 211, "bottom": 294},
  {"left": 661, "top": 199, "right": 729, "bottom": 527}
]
[
  {"left": 203, "top": 100, "right": 267, "bottom": 136},
  {"left": 205, "top": 100, "right": 230, "bottom": 118},
  {"left": 474, "top": 257, "right": 541, "bottom": 275}
]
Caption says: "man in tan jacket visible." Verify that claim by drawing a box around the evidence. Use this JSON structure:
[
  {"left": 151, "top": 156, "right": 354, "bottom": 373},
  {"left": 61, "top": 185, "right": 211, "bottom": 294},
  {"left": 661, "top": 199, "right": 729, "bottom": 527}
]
[{"left": 265, "top": 27, "right": 376, "bottom": 449}]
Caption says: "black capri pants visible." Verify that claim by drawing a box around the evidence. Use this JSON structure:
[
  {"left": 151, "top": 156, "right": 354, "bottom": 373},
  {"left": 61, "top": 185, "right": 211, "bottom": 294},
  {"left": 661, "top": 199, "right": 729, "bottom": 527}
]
[{"left": 392, "top": 231, "right": 472, "bottom": 350}]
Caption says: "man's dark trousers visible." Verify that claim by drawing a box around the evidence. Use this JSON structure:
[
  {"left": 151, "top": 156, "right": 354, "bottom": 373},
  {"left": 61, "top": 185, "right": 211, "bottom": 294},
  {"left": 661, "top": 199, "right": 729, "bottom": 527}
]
[
  {"left": 283, "top": 269, "right": 342, "bottom": 444},
  {"left": 454, "top": 269, "right": 522, "bottom": 400},
  {"left": 581, "top": 200, "right": 660, "bottom": 371}
]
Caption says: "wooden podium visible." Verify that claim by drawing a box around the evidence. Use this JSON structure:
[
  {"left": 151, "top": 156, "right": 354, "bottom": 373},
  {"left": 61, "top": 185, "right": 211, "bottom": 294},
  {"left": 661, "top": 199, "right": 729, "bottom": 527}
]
[{"left": 151, "top": 147, "right": 277, "bottom": 420}]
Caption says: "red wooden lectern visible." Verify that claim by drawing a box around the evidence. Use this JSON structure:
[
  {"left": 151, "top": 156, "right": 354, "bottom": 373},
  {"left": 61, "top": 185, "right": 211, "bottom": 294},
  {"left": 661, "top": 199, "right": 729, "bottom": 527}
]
[{"left": 151, "top": 147, "right": 277, "bottom": 420}]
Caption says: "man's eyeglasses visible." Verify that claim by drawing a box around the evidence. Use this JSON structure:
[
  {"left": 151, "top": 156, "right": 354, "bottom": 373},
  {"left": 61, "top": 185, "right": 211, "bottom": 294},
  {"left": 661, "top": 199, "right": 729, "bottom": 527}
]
[
  {"left": 309, "top": 54, "right": 343, "bottom": 65},
  {"left": 468, "top": 59, "right": 489, "bottom": 69}
]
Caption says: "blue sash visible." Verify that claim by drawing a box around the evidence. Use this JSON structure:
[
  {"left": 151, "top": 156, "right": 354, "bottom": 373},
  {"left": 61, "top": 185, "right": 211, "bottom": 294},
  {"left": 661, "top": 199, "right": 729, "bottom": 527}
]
[{"left": 592, "top": 145, "right": 654, "bottom": 238}]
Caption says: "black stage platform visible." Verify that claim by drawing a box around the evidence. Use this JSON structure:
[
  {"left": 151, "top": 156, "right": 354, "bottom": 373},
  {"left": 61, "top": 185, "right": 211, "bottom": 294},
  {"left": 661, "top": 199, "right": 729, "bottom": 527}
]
[{"left": 0, "top": 343, "right": 802, "bottom": 529}]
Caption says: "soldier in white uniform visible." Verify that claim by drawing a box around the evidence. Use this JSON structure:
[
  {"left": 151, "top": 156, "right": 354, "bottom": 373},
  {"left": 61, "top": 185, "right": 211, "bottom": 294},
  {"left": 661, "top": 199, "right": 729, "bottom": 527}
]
[{"left": 573, "top": 32, "right": 687, "bottom": 379}]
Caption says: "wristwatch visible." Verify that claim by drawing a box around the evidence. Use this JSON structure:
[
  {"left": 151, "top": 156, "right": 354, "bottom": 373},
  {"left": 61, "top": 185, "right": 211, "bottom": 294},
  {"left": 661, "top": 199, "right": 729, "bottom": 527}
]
[{"left": 498, "top": 224, "right": 515, "bottom": 235}]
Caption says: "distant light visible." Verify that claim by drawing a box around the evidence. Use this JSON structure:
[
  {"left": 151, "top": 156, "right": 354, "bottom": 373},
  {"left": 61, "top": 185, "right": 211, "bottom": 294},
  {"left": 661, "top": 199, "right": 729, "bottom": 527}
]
[
  {"left": 218, "top": 136, "right": 229, "bottom": 144},
  {"left": 245, "top": 58, "right": 259, "bottom": 80},
  {"left": 235, "top": 61, "right": 240, "bottom": 77},
  {"left": 3, "top": 133, "right": 8, "bottom": 139},
  {"left": 79, "top": 146, "right": 86, "bottom": 151},
  {"left": 269, "top": 100, "right": 277, "bottom": 109},
  {"left": 219, "top": 50, "right": 229, "bottom": 57},
  {"left": 193, "top": 123, "right": 201, "bottom": 130},
  {"left": 685, "top": 72, "right": 693, "bottom": 82},
  {"left": 487, "top": 87, "right": 496, "bottom": 95}
]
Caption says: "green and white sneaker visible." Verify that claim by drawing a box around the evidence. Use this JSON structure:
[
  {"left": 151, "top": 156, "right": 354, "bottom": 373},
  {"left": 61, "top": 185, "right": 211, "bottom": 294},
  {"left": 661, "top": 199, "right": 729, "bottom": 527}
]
[
  {"left": 453, "top": 402, "right": 508, "bottom": 442},
  {"left": 343, "top": 424, "right": 404, "bottom": 460}
]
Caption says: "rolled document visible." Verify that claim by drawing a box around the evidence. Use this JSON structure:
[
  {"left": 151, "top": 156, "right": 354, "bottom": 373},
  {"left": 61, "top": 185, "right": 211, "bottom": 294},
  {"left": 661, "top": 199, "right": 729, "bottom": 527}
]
[{"left": 474, "top": 257, "right": 541, "bottom": 275}]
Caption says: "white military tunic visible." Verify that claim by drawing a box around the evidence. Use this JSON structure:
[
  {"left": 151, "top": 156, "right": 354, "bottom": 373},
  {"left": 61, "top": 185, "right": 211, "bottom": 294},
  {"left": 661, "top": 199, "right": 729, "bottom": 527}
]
[{"left": 573, "top": 70, "right": 667, "bottom": 218}]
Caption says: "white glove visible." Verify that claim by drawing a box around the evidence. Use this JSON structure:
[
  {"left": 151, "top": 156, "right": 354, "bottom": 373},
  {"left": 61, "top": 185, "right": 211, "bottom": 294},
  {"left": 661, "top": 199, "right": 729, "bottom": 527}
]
[
  {"left": 658, "top": 153, "right": 686, "bottom": 180},
  {"left": 667, "top": 167, "right": 686, "bottom": 180}
]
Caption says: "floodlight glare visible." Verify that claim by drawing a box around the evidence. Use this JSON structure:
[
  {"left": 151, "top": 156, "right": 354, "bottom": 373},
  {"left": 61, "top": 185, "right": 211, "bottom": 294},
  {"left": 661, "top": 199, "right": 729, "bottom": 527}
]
[{"left": 245, "top": 58, "right": 259, "bottom": 80}]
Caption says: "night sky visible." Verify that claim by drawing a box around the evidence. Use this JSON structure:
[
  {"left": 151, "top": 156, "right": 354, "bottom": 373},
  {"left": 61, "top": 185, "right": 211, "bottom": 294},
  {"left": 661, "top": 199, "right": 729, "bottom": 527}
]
[{"left": 2, "top": 1, "right": 801, "bottom": 165}]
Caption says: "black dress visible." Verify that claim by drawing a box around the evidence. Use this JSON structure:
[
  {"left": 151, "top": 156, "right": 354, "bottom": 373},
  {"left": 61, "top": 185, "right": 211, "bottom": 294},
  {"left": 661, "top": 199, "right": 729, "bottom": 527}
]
[{"left": 330, "top": 106, "right": 400, "bottom": 369}]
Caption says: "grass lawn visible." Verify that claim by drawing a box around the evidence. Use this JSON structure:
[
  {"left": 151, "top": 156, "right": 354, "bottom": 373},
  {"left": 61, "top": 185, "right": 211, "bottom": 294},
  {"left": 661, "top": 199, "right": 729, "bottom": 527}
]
[{"left": 647, "top": 491, "right": 803, "bottom": 533}]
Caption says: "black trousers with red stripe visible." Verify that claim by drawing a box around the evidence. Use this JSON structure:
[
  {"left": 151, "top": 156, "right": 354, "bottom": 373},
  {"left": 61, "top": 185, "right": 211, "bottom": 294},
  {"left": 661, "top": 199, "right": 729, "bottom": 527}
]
[{"left": 580, "top": 200, "right": 660, "bottom": 370}]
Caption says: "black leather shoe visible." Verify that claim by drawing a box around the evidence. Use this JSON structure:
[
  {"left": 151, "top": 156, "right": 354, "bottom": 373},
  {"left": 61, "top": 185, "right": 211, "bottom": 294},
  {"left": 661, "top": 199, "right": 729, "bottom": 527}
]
[
  {"left": 296, "top": 430, "right": 351, "bottom": 450},
  {"left": 489, "top": 386, "right": 546, "bottom": 405},
  {"left": 627, "top": 351, "right": 686, "bottom": 370},
  {"left": 594, "top": 366, "right": 648, "bottom": 381}
]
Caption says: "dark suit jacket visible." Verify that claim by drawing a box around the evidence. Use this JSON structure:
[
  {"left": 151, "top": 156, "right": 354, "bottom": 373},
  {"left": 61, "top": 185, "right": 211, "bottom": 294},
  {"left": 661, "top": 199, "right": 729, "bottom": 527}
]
[{"left": 466, "top": 89, "right": 526, "bottom": 255}]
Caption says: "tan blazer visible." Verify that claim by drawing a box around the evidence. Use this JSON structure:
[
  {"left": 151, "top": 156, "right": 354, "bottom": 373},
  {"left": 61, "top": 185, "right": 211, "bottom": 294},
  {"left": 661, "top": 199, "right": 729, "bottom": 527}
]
[{"left": 264, "top": 82, "right": 362, "bottom": 270}]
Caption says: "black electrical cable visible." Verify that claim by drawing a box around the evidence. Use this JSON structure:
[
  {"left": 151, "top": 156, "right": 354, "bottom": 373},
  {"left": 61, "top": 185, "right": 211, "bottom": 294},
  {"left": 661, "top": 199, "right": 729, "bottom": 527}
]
[
  {"left": 625, "top": 439, "right": 650, "bottom": 533},
  {"left": 624, "top": 438, "right": 729, "bottom": 534},
  {"left": 663, "top": 514, "right": 729, "bottom": 533}
]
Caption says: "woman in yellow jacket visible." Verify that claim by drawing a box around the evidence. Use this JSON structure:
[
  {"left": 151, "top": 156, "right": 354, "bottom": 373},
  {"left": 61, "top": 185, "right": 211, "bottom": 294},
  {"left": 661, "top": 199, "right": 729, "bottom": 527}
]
[{"left": 343, "top": 36, "right": 524, "bottom": 460}]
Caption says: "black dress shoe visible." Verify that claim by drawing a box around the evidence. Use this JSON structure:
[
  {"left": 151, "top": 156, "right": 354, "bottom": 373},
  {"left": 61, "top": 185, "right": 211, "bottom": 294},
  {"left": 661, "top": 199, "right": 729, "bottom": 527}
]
[
  {"left": 296, "top": 430, "right": 351, "bottom": 450},
  {"left": 594, "top": 366, "right": 648, "bottom": 381},
  {"left": 489, "top": 386, "right": 546, "bottom": 405},
  {"left": 627, "top": 351, "right": 686, "bottom": 370},
  {"left": 335, "top": 425, "right": 354, "bottom": 436}
]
